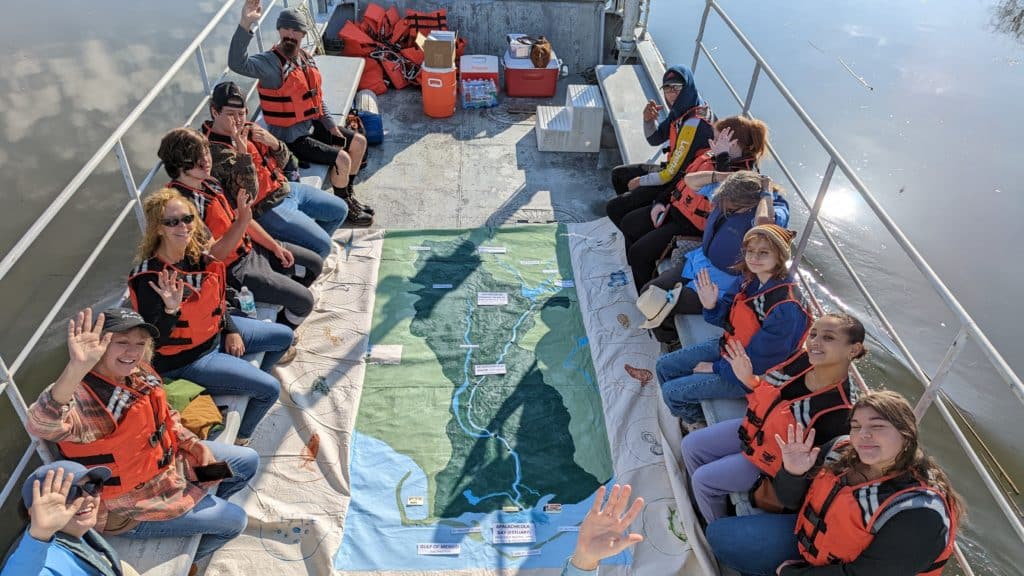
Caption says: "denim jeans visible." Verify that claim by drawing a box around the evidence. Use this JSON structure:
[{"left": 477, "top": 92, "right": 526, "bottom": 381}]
[
  {"left": 161, "top": 316, "right": 291, "bottom": 438},
  {"left": 121, "top": 442, "right": 259, "bottom": 560},
  {"left": 656, "top": 337, "right": 747, "bottom": 422},
  {"left": 256, "top": 181, "right": 348, "bottom": 258},
  {"left": 706, "top": 513, "right": 801, "bottom": 576},
  {"left": 682, "top": 418, "right": 762, "bottom": 523}
]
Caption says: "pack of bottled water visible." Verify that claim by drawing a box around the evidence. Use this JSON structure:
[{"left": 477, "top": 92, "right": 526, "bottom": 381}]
[{"left": 460, "top": 79, "right": 498, "bottom": 109}]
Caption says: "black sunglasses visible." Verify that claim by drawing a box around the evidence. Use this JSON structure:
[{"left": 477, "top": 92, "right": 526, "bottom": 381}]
[
  {"left": 66, "top": 479, "right": 105, "bottom": 504},
  {"left": 160, "top": 213, "right": 196, "bottom": 228}
]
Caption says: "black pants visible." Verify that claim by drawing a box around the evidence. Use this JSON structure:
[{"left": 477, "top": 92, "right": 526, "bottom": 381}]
[
  {"left": 607, "top": 183, "right": 674, "bottom": 229},
  {"left": 227, "top": 242, "right": 323, "bottom": 327},
  {"left": 610, "top": 163, "right": 659, "bottom": 194},
  {"left": 639, "top": 260, "right": 703, "bottom": 342},
  {"left": 621, "top": 207, "right": 702, "bottom": 288}
]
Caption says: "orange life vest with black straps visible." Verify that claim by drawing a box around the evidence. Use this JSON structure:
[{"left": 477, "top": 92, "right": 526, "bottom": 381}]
[
  {"left": 404, "top": 8, "right": 448, "bottom": 38},
  {"left": 669, "top": 152, "right": 716, "bottom": 230},
  {"left": 795, "top": 468, "right": 957, "bottom": 575},
  {"left": 58, "top": 368, "right": 179, "bottom": 499},
  {"left": 128, "top": 256, "right": 226, "bottom": 356},
  {"left": 168, "top": 179, "right": 252, "bottom": 268},
  {"left": 739, "top": 351, "right": 856, "bottom": 476},
  {"left": 721, "top": 279, "right": 811, "bottom": 350},
  {"left": 201, "top": 122, "right": 286, "bottom": 207},
  {"left": 256, "top": 47, "right": 324, "bottom": 128}
]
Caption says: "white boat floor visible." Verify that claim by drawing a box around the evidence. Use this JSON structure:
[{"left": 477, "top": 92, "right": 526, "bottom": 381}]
[{"left": 351, "top": 76, "right": 613, "bottom": 231}]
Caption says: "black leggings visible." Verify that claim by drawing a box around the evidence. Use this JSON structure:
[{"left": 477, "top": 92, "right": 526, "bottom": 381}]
[{"left": 621, "top": 208, "right": 702, "bottom": 288}]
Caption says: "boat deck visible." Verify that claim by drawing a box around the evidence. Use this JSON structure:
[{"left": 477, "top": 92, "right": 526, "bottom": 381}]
[{"left": 351, "top": 77, "right": 613, "bottom": 231}]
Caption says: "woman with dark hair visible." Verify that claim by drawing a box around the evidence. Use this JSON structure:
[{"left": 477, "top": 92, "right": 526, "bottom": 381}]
[
  {"left": 656, "top": 224, "right": 812, "bottom": 429},
  {"left": 128, "top": 188, "right": 291, "bottom": 445},
  {"left": 606, "top": 65, "right": 714, "bottom": 226}
]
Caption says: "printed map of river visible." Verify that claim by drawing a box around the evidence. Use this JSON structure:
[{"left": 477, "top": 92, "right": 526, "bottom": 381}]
[{"left": 334, "top": 225, "right": 626, "bottom": 571}]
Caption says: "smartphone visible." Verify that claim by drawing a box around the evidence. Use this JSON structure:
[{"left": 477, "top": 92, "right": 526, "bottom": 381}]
[{"left": 193, "top": 461, "right": 235, "bottom": 482}]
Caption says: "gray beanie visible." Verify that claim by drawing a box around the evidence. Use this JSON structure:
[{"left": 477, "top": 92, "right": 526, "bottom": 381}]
[{"left": 276, "top": 8, "right": 308, "bottom": 32}]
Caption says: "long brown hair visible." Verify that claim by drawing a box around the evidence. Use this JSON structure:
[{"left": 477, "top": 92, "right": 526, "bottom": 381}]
[
  {"left": 828, "top": 391, "right": 964, "bottom": 520},
  {"left": 135, "top": 188, "right": 209, "bottom": 264}
]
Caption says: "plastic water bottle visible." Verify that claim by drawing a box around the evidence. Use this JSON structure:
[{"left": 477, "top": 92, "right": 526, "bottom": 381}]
[{"left": 238, "top": 286, "right": 256, "bottom": 317}]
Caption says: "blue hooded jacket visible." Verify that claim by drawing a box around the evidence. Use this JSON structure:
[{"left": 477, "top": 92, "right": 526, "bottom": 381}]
[{"left": 646, "top": 65, "right": 705, "bottom": 146}]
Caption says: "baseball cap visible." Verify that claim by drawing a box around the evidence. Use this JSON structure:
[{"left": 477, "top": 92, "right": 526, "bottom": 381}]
[
  {"left": 211, "top": 81, "right": 246, "bottom": 109},
  {"left": 100, "top": 308, "right": 159, "bottom": 339},
  {"left": 21, "top": 461, "right": 111, "bottom": 508}
]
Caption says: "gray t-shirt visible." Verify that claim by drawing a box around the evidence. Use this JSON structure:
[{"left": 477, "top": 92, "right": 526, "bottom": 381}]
[{"left": 228, "top": 25, "right": 337, "bottom": 144}]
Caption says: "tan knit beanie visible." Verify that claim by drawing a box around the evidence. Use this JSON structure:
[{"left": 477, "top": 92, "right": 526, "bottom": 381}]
[{"left": 743, "top": 224, "right": 797, "bottom": 262}]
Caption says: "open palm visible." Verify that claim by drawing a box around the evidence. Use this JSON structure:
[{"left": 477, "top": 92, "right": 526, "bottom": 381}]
[
  {"left": 776, "top": 423, "right": 819, "bottom": 476},
  {"left": 573, "top": 484, "right": 645, "bottom": 569},
  {"left": 695, "top": 268, "right": 719, "bottom": 309},
  {"left": 67, "top": 308, "right": 111, "bottom": 368},
  {"left": 27, "top": 468, "right": 85, "bottom": 541}
]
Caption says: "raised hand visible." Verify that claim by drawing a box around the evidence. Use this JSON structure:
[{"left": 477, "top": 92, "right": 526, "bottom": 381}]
[
  {"left": 572, "top": 484, "right": 645, "bottom": 570},
  {"left": 27, "top": 468, "right": 85, "bottom": 541},
  {"left": 722, "top": 338, "right": 755, "bottom": 387},
  {"left": 231, "top": 122, "right": 252, "bottom": 154},
  {"left": 249, "top": 124, "right": 278, "bottom": 149},
  {"left": 240, "top": 0, "right": 262, "bottom": 30},
  {"left": 775, "top": 423, "right": 820, "bottom": 477},
  {"left": 67, "top": 308, "right": 112, "bottom": 369},
  {"left": 643, "top": 99, "right": 664, "bottom": 123},
  {"left": 235, "top": 188, "right": 255, "bottom": 222},
  {"left": 695, "top": 268, "right": 719, "bottom": 310},
  {"left": 649, "top": 202, "right": 667, "bottom": 228},
  {"left": 148, "top": 269, "right": 185, "bottom": 312},
  {"left": 708, "top": 126, "right": 737, "bottom": 157}
]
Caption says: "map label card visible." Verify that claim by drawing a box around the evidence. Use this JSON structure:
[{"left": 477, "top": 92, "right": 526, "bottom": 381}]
[
  {"left": 366, "top": 344, "right": 403, "bottom": 365},
  {"left": 502, "top": 506, "right": 521, "bottom": 513},
  {"left": 519, "top": 260, "right": 542, "bottom": 266},
  {"left": 543, "top": 503, "right": 562, "bottom": 514},
  {"left": 493, "top": 523, "right": 536, "bottom": 544},
  {"left": 478, "top": 246, "right": 507, "bottom": 254},
  {"left": 459, "top": 344, "right": 479, "bottom": 349},
  {"left": 406, "top": 496, "right": 424, "bottom": 506},
  {"left": 543, "top": 269, "right": 559, "bottom": 274},
  {"left": 477, "top": 292, "right": 509, "bottom": 306},
  {"left": 511, "top": 549, "right": 542, "bottom": 557},
  {"left": 450, "top": 526, "right": 482, "bottom": 535},
  {"left": 474, "top": 364, "right": 507, "bottom": 376},
  {"left": 556, "top": 279, "right": 575, "bottom": 288},
  {"left": 417, "top": 543, "right": 461, "bottom": 556},
  {"left": 557, "top": 526, "right": 580, "bottom": 532},
  {"left": 432, "top": 283, "right": 453, "bottom": 289},
  {"left": 409, "top": 246, "right": 432, "bottom": 251}
]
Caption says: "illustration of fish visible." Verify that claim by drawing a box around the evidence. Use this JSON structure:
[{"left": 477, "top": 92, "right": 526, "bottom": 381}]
[
  {"left": 301, "top": 433, "right": 320, "bottom": 469},
  {"left": 617, "top": 313, "right": 630, "bottom": 328},
  {"left": 625, "top": 364, "right": 653, "bottom": 385}
]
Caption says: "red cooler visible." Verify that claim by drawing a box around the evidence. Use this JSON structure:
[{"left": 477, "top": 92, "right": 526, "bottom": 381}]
[
  {"left": 460, "top": 54, "right": 500, "bottom": 90},
  {"left": 502, "top": 49, "right": 559, "bottom": 98},
  {"left": 421, "top": 66, "right": 457, "bottom": 118}
]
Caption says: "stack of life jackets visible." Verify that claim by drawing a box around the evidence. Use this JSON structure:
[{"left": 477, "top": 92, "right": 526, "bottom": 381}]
[{"left": 339, "top": 3, "right": 467, "bottom": 94}]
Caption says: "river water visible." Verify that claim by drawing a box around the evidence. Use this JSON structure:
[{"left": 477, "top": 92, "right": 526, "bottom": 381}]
[{"left": 1, "top": 0, "right": 1022, "bottom": 573}]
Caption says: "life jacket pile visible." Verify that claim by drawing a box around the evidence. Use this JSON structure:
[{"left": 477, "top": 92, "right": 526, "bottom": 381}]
[
  {"left": 59, "top": 368, "right": 179, "bottom": 498},
  {"left": 795, "top": 461, "right": 958, "bottom": 575},
  {"left": 339, "top": 2, "right": 468, "bottom": 95}
]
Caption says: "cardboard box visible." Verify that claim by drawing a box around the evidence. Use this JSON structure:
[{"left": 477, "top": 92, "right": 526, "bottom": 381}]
[{"left": 415, "top": 31, "right": 457, "bottom": 69}]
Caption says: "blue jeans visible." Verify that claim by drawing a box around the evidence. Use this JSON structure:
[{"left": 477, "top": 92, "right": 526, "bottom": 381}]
[
  {"left": 162, "top": 316, "right": 291, "bottom": 438},
  {"left": 682, "top": 418, "right": 762, "bottom": 523},
  {"left": 121, "top": 442, "right": 259, "bottom": 560},
  {"left": 656, "top": 337, "right": 747, "bottom": 423},
  {"left": 256, "top": 181, "right": 348, "bottom": 258},
  {"left": 706, "top": 513, "right": 801, "bottom": 576}
]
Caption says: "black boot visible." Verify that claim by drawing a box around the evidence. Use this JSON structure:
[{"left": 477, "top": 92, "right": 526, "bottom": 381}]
[
  {"left": 334, "top": 186, "right": 374, "bottom": 227},
  {"left": 341, "top": 184, "right": 374, "bottom": 215}
]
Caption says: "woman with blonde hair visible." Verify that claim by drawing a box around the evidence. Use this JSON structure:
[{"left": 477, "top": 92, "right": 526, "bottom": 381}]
[{"left": 128, "top": 188, "right": 291, "bottom": 444}]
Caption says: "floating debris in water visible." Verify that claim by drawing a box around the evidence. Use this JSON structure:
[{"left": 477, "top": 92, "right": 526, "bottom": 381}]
[{"left": 838, "top": 57, "right": 874, "bottom": 91}]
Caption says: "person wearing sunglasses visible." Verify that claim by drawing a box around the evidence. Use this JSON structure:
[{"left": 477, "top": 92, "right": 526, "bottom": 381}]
[
  {"left": 127, "top": 188, "right": 292, "bottom": 446},
  {"left": 25, "top": 308, "right": 258, "bottom": 564},
  {"left": 1, "top": 462, "right": 136, "bottom": 576}
]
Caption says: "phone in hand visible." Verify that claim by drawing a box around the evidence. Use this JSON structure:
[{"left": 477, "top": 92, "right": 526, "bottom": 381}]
[{"left": 193, "top": 461, "right": 234, "bottom": 482}]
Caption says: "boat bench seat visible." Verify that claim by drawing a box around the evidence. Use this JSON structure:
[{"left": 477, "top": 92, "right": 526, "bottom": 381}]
[
  {"left": 656, "top": 259, "right": 758, "bottom": 517},
  {"left": 106, "top": 304, "right": 278, "bottom": 574},
  {"left": 595, "top": 64, "right": 665, "bottom": 166}
]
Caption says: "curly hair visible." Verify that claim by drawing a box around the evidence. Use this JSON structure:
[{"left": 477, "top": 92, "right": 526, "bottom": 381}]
[
  {"left": 157, "top": 128, "right": 209, "bottom": 179},
  {"left": 135, "top": 188, "right": 209, "bottom": 264}
]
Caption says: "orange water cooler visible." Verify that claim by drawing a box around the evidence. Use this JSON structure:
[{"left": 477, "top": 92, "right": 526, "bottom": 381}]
[{"left": 420, "top": 66, "right": 457, "bottom": 118}]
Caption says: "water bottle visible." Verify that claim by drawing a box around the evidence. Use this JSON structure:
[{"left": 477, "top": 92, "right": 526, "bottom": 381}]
[{"left": 238, "top": 286, "right": 256, "bottom": 317}]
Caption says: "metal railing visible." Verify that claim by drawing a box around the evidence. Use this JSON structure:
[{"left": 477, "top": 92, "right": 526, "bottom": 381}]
[
  {"left": 685, "top": 0, "right": 1024, "bottom": 567},
  {"left": 0, "top": 0, "right": 329, "bottom": 511}
]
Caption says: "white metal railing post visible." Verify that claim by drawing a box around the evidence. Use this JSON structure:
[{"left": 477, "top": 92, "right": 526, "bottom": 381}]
[
  {"left": 195, "top": 45, "right": 213, "bottom": 95},
  {"left": 0, "top": 357, "right": 53, "bottom": 462},
  {"left": 741, "top": 62, "right": 761, "bottom": 115},
  {"left": 792, "top": 159, "right": 836, "bottom": 264},
  {"left": 914, "top": 327, "right": 970, "bottom": 421},
  {"left": 691, "top": 1, "right": 713, "bottom": 72},
  {"left": 113, "top": 140, "right": 146, "bottom": 230}
]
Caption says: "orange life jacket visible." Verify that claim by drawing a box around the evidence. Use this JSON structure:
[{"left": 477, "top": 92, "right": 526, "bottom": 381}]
[
  {"left": 404, "top": 8, "right": 448, "bottom": 38},
  {"left": 128, "top": 256, "right": 226, "bottom": 356},
  {"left": 721, "top": 280, "right": 811, "bottom": 350},
  {"left": 59, "top": 368, "right": 179, "bottom": 499},
  {"left": 739, "top": 351, "right": 855, "bottom": 476},
  {"left": 795, "top": 468, "right": 957, "bottom": 575},
  {"left": 669, "top": 152, "right": 716, "bottom": 230},
  {"left": 168, "top": 179, "right": 252, "bottom": 268},
  {"left": 202, "top": 122, "right": 285, "bottom": 207},
  {"left": 256, "top": 47, "right": 324, "bottom": 128}
]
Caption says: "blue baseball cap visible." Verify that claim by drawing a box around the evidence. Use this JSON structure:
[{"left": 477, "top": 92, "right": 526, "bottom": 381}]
[{"left": 21, "top": 461, "right": 111, "bottom": 508}]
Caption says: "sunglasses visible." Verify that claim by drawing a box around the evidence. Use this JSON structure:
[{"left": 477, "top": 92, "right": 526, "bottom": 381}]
[
  {"left": 66, "top": 479, "right": 105, "bottom": 504},
  {"left": 160, "top": 213, "right": 196, "bottom": 228}
]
